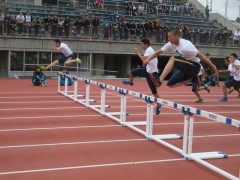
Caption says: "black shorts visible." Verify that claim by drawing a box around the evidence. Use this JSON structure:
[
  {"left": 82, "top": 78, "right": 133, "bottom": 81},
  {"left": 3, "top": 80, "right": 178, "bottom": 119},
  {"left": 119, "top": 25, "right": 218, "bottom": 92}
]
[
  {"left": 131, "top": 68, "right": 158, "bottom": 94},
  {"left": 167, "top": 56, "right": 201, "bottom": 87},
  {"left": 57, "top": 54, "right": 75, "bottom": 65},
  {"left": 224, "top": 77, "right": 240, "bottom": 89}
]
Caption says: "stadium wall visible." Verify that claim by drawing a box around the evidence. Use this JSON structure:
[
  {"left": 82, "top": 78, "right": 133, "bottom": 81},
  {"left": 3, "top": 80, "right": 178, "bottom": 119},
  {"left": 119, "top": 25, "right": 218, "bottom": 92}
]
[{"left": 0, "top": 37, "right": 239, "bottom": 78}]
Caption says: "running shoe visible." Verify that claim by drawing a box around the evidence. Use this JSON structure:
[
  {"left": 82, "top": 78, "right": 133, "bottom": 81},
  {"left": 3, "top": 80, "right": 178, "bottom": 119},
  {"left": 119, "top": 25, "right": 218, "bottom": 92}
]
[
  {"left": 149, "top": 73, "right": 162, "bottom": 87},
  {"left": 219, "top": 97, "right": 228, "bottom": 102},
  {"left": 122, "top": 80, "right": 134, "bottom": 86},
  {"left": 76, "top": 58, "right": 81, "bottom": 64},
  {"left": 227, "top": 89, "right": 234, "bottom": 94},
  {"left": 195, "top": 99, "right": 205, "bottom": 103},
  {"left": 203, "top": 84, "right": 210, "bottom": 93},
  {"left": 156, "top": 104, "right": 162, "bottom": 115},
  {"left": 42, "top": 83, "right": 49, "bottom": 87}
]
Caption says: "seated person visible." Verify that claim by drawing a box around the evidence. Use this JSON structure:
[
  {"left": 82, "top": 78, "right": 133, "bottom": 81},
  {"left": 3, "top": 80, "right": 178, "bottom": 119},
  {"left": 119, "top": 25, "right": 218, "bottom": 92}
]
[
  {"left": 60, "top": 68, "right": 73, "bottom": 86},
  {"left": 32, "top": 67, "right": 48, "bottom": 86}
]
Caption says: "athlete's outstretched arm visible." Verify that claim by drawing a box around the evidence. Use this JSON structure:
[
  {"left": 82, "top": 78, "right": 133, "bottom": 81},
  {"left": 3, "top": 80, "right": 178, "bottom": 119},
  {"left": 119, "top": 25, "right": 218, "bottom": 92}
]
[
  {"left": 145, "top": 49, "right": 163, "bottom": 64},
  {"left": 196, "top": 53, "right": 218, "bottom": 76}
]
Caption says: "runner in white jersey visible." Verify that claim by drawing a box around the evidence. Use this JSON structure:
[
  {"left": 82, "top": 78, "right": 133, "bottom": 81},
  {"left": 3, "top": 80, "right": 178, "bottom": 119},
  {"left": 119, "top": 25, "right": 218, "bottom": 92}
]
[
  {"left": 218, "top": 56, "right": 234, "bottom": 94},
  {"left": 41, "top": 39, "right": 81, "bottom": 71},
  {"left": 122, "top": 38, "right": 162, "bottom": 115},
  {"left": 145, "top": 28, "right": 218, "bottom": 94},
  {"left": 219, "top": 53, "right": 240, "bottom": 102}
]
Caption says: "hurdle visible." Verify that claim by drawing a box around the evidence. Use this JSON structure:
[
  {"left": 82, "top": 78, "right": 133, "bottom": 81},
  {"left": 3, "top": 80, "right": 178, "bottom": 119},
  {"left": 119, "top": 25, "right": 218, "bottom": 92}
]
[{"left": 57, "top": 72, "right": 240, "bottom": 180}]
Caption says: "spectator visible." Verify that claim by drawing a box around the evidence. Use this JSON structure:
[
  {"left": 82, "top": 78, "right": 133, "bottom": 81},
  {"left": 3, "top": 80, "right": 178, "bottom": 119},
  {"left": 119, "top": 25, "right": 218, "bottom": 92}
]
[
  {"left": 44, "top": 15, "right": 52, "bottom": 37},
  {"left": 25, "top": 11, "right": 33, "bottom": 36},
  {"left": 115, "top": 9, "right": 119, "bottom": 20},
  {"left": 205, "top": 5, "right": 209, "bottom": 19},
  {"left": 233, "top": 28, "right": 240, "bottom": 46},
  {"left": 126, "top": 3, "right": 133, "bottom": 16},
  {"left": 92, "top": 15, "right": 100, "bottom": 39},
  {"left": 58, "top": 17, "right": 64, "bottom": 37},
  {"left": 33, "top": 17, "right": 41, "bottom": 36},
  {"left": 101, "top": 18, "right": 110, "bottom": 39},
  {"left": 16, "top": 12, "right": 25, "bottom": 36},
  {"left": 9, "top": 17, "right": 17, "bottom": 35},
  {"left": 83, "top": 16, "right": 90, "bottom": 38},
  {"left": 0, "top": 11, "right": 4, "bottom": 35},
  {"left": 32, "top": 67, "right": 48, "bottom": 87},
  {"left": 143, "top": 20, "right": 149, "bottom": 38},
  {"left": 111, "top": 20, "right": 119, "bottom": 40},
  {"left": 63, "top": 17, "right": 71, "bottom": 37},
  {"left": 60, "top": 68, "right": 73, "bottom": 86},
  {"left": 119, "top": 21, "right": 126, "bottom": 40},
  {"left": 74, "top": 17, "right": 82, "bottom": 38},
  {"left": 4, "top": 12, "right": 11, "bottom": 35},
  {"left": 51, "top": 15, "right": 58, "bottom": 37},
  {"left": 97, "top": 0, "right": 102, "bottom": 8}
]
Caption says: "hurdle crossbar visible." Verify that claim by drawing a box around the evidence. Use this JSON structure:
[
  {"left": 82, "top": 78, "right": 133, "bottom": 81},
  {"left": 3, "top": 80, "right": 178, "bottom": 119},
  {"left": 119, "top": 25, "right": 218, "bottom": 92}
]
[{"left": 57, "top": 72, "right": 240, "bottom": 180}]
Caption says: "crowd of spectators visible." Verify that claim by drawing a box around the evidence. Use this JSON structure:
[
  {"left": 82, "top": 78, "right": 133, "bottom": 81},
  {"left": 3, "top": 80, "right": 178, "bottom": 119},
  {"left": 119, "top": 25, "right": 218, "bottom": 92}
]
[{"left": 0, "top": 0, "right": 237, "bottom": 47}]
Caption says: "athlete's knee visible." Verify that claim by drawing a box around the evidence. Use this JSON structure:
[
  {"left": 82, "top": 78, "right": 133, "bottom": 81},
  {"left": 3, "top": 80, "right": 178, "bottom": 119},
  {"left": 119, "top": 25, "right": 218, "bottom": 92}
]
[
  {"left": 192, "top": 84, "right": 197, "bottom": 92},
  {"left": 167, "top": 80, "right": 175, "bottom": 87},
  {"left": 169, "top": 56, "right": 175, "bottom": 61},
  {"left": 53, "top": 60, "right": 59, "bottom": 64},
  {"left": 129, "top": 70, "right": 133, "bottom": 76}
]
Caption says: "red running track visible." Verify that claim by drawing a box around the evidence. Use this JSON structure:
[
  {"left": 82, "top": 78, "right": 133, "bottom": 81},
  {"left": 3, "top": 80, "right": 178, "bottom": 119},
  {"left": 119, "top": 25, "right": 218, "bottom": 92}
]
[{"left": 0, "top": 79, "right": 239, "bottom": 180}]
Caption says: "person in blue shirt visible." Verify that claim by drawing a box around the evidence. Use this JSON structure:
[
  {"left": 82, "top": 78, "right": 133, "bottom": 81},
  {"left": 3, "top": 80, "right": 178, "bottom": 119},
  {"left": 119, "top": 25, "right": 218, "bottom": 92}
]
[
  {"left": 60, "top": 68, "right": 73, "bottom": 86},
  {"left": 32, "top": 67, "right": 48, "bottom": 86}
]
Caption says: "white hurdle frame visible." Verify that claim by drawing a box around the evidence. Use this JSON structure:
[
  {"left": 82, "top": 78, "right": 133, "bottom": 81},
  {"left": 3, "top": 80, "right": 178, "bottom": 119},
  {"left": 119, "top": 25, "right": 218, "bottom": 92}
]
[{"left": 57, "top": 72, "right": 240, "bottom": 180}]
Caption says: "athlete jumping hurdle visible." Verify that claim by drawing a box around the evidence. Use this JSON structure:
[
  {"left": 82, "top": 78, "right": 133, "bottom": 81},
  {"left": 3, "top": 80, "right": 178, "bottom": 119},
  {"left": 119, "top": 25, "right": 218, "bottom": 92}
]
[
  {"left": 122, "top": 38, "right": 162, "bottom": 115},
  {"left": 145, "top": 28, "right": 218, "bottom": 102},
  {"left": 40, "top": 39, "right": 81, "bottom": 71}
]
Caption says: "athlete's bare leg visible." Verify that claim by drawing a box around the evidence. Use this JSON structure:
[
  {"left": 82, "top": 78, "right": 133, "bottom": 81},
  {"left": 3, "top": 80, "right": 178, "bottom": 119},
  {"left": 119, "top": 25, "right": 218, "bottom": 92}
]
[
  {"left": 159, "top": 56, "right": 175, "bottom": 82},
  {"left": 45, "top": 60, "right": 59, "bottom": 71}
]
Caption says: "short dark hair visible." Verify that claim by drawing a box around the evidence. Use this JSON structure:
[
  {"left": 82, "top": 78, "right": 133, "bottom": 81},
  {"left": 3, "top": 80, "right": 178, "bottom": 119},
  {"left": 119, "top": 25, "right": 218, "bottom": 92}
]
[
  {"left": 230, "top": 53, "right": 238, "bottom": 59},
  {"left": 141, "top": 38, "right": 150, "bottom": 46},
  {"left": 168, "top": 28, "right": 181, "bottom": 36},
  {"left": 225, "top": 56, "right": 229, "bottom": 62},
  {"left": 54, "top": 39, "right": 61, "bottom": 44}
]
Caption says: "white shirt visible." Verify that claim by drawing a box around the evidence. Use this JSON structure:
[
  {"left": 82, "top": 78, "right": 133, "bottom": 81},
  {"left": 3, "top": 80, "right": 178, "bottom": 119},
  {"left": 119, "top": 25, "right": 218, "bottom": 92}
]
[
  {"left": 25, "top": 15, "right": 32, "bottom": 23},
  {"left": 16, "top": 15, "right": 25, "bottom": 23},
  {"left": 161, "top": 38, "right": 200, "bottom": 63},
  {"left": 0, "top": 14, "right": 4, "bottom": 21},
  {"left": 231, "top": 60, "right": 240, "bottom": 81},
  {"left": 144, "top": 47, "right": 158, "bottom": 73},
  {"left": 233, "top": 30, "right": 240, "bottom": 40},
  {"left": 57, "top": 43, "right": 73, "bottom": 57},
  {"left": 228, "top": 64, "right": 234, "bottom": 76}
]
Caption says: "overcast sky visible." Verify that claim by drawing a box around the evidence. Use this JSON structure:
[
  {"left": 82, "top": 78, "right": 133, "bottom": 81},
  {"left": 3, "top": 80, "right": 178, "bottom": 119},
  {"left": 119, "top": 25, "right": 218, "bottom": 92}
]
[{"left": 197, "top": 0, "right": 239, "bottom": 20}]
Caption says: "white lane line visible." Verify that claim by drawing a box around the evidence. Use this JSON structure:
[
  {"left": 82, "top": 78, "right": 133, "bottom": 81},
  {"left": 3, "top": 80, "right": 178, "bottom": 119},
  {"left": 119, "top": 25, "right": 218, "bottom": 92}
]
[
  {"left": 0, "top": 158, "right": 183, "bottom": 175},
  {"left": 0, "top": 92, "right": 99, "bottom": 94},
  {"left": 0, "top": 134, "right": 239, "bottom": 150},
  {"left": 0, "top": 95, "right": 118, "bottom": 99},
  {"left": 0, "top": 121, "right": 217, "bottom": 132},
  {"left": 0, "top": 107, "right": 85, "bottom": 111},
  {"left": 228, "top": 154, "right": 240, "bottom": 157},
  {"left": 0, "top": 138, "right": 145, "bottom": 149},
  {"left": 0, "top": 96, "right": 62, "bottom": 99},
  {"left": 0, "top": 124, "right": 120, "bottom": 132},
  {"left": 0, "top": 101, "right": 72, "bottom": 104},
  {"left": 0, "top": 114, "right": 103, "bottom": 120},
  {"left": 193, "top": 134, "right": 240, "bottom": 138}
]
